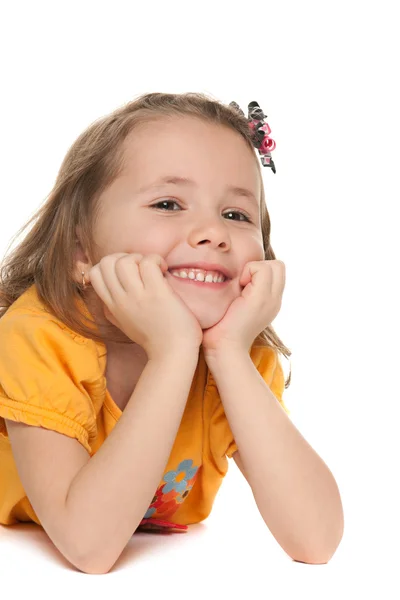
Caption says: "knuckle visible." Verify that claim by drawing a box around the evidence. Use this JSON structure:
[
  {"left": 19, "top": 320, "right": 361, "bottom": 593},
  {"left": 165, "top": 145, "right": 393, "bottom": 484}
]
[
  {"left": 119, "top": 253, "right": 143, "bottom": 263},
  {"left": 139, "top": 255, "right": 157, "bottom": 266},
  {"left": 113, "top": 253, "right": 131, "bottom": 265},
  {"left": 99, "top": 255, "right": 114, "bottom": 267},
  {"left": 140, "top": 254, "right": 155, "bottom": 261}
]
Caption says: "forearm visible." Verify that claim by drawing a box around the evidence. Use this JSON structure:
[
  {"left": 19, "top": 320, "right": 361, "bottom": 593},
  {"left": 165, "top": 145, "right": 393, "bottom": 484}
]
[
  {"left": 65, "top": 349, "right": 199, "bottom": 573},
  {"left": 206, "top": 348, "right": 344, "bottom": 564}
]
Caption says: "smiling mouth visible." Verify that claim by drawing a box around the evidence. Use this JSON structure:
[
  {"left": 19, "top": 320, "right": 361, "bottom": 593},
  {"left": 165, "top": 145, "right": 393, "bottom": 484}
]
[{"left": 166, "top": 271, "right": 230, "bottom": 288}]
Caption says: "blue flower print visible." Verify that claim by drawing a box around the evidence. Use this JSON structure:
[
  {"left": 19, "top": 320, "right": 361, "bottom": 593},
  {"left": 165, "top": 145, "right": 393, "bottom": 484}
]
[
  {"left": 162, "top": 459, "right": 198, "bottom": 494},
  {"left": 175, "top": 484, "right": 194, "bottom": 504}
]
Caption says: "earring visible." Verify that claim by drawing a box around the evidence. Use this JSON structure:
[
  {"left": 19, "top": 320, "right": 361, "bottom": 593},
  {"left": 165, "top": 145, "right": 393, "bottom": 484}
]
[{"left": 81, "top": 271, "right": 86, "bottom": 288}]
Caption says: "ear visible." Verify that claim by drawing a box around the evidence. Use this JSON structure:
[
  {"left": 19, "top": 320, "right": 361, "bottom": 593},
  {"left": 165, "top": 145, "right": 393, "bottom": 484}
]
[
  {"left": 75, "top": 225, "right": 83, "bottom": 244},
  {"left": 74, "top": 226, "right": 92, "bottom": 283}
]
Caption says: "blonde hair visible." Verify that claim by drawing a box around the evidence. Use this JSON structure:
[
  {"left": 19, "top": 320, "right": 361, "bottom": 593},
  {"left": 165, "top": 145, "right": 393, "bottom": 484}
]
[{"left": 0, "top": 92, "right": 291, "bottom": 389}]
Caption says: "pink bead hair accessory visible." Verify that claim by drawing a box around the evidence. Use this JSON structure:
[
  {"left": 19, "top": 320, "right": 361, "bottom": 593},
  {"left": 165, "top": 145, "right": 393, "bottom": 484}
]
[{"left": 229, "top": 100, "right": 277, "bottom": 173}]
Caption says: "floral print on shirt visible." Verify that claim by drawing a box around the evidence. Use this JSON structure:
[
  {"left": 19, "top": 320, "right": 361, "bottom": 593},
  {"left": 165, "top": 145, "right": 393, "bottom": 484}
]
[{"left": 137, "top": 458, "right": 200, "bottom": 533}]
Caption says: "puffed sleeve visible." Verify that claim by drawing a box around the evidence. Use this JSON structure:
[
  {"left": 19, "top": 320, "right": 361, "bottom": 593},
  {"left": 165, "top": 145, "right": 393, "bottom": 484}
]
[
  {"left": 210, "top": 346, "right": 290, "bottom": 461},
  {"left": 0, "top": 310, "right": 103, "bottom": 454}
]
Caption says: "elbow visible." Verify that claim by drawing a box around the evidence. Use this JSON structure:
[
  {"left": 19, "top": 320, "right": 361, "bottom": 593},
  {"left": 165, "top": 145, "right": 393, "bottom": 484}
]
[
  {"left": 67, "top": 537, "right": 116, "bottom": 575},
  {"left": 291, "top": 521, "right": 344, "bottom": 565},
  {"left": 289, "top": 539, "right": 341, "bottom": 565},
  {"left": 78, "top": 561, "right": 113, "bottom": 575},
  {"left": 295, "top": 490, "right": 345, "bottom": 565},
  {"left": 65, "top": 520, "right": 121, "bottom": 574},
  {"left": 75, "top": 551, "right": 115, "bottom": 575},
  {"left": 291, "top": 547, "right": 336, "bottom": 565}
]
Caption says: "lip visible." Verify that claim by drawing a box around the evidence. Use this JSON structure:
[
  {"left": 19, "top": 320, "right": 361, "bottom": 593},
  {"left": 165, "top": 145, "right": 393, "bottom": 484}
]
[{"left": 166, "top": 271, "right": 230, "bottom": 289}]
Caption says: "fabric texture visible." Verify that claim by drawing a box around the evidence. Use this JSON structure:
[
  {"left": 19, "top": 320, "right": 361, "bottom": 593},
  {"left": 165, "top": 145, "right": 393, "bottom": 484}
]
[{"left": 0, "top": 284, "right": 290, "bottom": 532}]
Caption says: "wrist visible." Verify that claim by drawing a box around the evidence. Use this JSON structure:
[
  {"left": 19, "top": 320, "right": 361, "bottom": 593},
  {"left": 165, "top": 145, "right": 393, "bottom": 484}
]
[
  {"left": 149, "top": 345, "right": 200, "bottom": 364},
  {"left": 203, "top": 343, "right": 249, "bottom": 363}
]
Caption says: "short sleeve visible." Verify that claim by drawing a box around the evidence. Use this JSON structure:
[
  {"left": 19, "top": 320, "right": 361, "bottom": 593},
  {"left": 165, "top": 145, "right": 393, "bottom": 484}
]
[
  {"left": 0, "top": 311, "right": 101, "bottom": 454},
  {"left": 210, "top": 346, "right": 290, "bottom": 460}
]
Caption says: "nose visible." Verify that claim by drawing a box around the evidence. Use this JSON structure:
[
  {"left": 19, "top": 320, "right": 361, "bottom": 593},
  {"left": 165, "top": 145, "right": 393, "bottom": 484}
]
[{"left": 188, "top": 214, "right": 231, "bottom": 250}]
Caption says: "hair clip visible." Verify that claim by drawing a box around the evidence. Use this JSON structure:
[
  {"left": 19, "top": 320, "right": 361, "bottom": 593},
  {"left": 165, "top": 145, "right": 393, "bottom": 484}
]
[{"left": 229, "top": 100, "right": 276, "bottom": 173}]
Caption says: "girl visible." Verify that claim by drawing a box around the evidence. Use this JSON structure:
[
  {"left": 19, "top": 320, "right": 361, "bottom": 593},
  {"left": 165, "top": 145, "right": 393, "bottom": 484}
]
[{"left": 0, "top": 92, "right": 343, "bottom": 573}]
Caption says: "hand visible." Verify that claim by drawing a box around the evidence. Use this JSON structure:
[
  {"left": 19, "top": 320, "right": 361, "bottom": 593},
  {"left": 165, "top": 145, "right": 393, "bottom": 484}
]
[
  {"left": 88, "top": 253, "right": 203, "bottom": 361},
  {"left": 201, "top": 259, "right": 286, "bottom": 356}
]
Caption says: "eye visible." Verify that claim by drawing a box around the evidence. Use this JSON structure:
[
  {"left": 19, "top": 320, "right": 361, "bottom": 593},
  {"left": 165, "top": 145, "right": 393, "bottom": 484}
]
[
  {"left": 149, "top": 199, "right": 253, "bottom": 223},
  {"left": 150, "top": 199, "right": 181, "bottom": 212},
  {"left": 224, "top": 210, "right": 253, "bottom": 223}
]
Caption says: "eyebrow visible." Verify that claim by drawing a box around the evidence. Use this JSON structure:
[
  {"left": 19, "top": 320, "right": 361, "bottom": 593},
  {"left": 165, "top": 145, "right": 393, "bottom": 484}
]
[{"left": 137, "top": 175, "right": 259, "bottom": 209}]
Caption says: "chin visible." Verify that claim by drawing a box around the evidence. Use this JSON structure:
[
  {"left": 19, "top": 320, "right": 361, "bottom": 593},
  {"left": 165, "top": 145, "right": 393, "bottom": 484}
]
[
  {"left": 182, "top": 296, "right": 232, "bottom": 329},
  {"left": 195, "top": 311, "right": 225, "bottom": 330}
]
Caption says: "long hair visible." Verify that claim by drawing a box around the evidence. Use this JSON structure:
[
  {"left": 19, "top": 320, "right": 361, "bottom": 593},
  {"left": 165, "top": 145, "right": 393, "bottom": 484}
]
[{"left": 0, "top": 92, "right": 291, "bottom": 388}]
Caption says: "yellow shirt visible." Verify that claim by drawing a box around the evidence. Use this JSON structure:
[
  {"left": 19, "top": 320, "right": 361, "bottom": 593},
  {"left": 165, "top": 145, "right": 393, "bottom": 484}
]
[{"left": 0, "top": 284, "right": 289, "bottom": 533}]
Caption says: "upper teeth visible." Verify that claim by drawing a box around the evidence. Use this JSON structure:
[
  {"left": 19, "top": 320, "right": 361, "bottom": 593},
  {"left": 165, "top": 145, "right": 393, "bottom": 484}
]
[{"left": 170, "top": 268, "right": 226, "bottom": 283}]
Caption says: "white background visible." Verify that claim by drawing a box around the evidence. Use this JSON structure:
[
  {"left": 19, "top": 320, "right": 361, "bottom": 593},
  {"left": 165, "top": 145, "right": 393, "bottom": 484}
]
[{"left": 0, "top": 0, "right": 399, "bottom": 596}]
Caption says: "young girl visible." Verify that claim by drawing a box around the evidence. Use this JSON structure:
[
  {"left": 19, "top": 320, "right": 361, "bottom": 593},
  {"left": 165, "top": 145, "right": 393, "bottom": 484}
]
[{"left": 0, "top": 92, "right": 344, "bottom": 573}]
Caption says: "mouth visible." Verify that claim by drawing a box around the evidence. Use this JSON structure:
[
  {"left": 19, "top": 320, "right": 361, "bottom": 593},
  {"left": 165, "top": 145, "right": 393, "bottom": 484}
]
[{"left": 166, "top": 271, "right": 231, "bottom": 289}]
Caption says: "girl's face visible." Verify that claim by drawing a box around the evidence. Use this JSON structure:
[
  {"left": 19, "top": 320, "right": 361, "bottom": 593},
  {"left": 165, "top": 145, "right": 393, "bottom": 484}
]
[{"left": 87, "top": 116, "right": 264, "bottom": 331}]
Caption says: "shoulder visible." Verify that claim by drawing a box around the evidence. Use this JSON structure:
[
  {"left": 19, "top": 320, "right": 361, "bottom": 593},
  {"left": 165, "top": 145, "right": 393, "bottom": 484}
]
[
  {"left": 0, "top": 286, "right": 105, "bottom": 451},
  {"left": 0, "top": 284, "right": 104, "bottom": 393},
  {"left": 0, "top": 283, "right": 102, "bottom": 358}
]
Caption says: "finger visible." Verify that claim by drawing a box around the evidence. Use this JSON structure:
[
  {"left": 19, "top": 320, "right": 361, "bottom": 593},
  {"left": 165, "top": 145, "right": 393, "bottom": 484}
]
[
  {"left": 114, "top": 253, "right": 145, "bottom": 293},
  {"left": 137, "top": 254, "right": 169, "bottom": 291},
  {"left": 239, "top": 263, "right": 252, "bottom": 287},
  {"left": 96, "top": 253, "right": 134, "bottom": 302},
  {"left": 89, "top": 252, "right": 130, "bottom": 287},
  {"left": 263, "top": 261, "right": 274, "bottom": 297}
]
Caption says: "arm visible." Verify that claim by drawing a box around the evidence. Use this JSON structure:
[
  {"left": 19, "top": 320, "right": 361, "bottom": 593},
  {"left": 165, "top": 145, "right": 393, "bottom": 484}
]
[
  {"left": 65, "top": 348, "right": 199, "bottom": 573},
  {"left": 206, "top": 348, "right": 344, "bottom": 564}
]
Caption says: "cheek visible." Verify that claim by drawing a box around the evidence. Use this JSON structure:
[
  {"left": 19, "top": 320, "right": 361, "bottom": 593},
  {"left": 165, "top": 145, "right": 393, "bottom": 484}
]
[
  {"left": 239, "top": 237, "right": 264, "bottom": 264},
  {"left": 251, "top": 232, "right": 265, "bottom": 255},
  {"left": 99, "top": 217, "right": 163, "bottom": 255},
  {"left": 124, "top": 237, "right": 172, "bottom": 258},
  {"left": 131, "top": 218, "right": 184, "bottom": 254}
]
